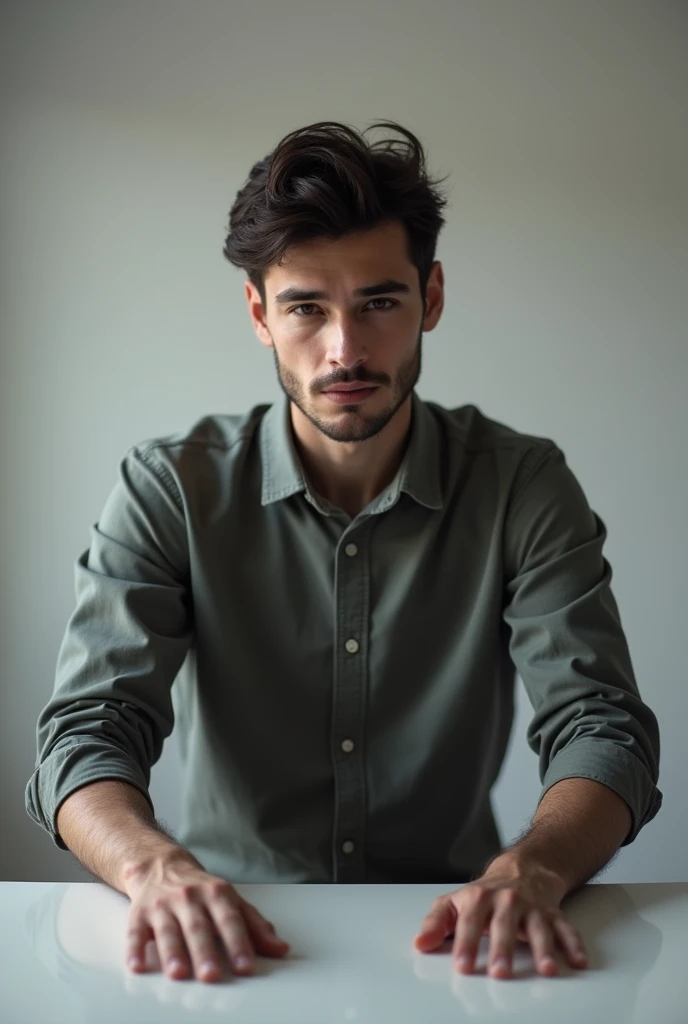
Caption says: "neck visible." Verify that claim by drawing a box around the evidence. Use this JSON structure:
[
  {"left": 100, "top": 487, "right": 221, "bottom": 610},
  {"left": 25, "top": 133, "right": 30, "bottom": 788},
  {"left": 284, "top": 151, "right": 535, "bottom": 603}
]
[{"left": 290, "top": 397, "right": 413, "bottom": 518}]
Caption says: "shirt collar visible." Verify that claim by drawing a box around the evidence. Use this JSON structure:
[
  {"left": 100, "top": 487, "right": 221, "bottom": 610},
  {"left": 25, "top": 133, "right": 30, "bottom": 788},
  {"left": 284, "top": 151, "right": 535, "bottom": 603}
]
[
  {"left": 260, "top": 390, "right": 443, "bottom": 512},
  {"left": 259, "top": 391, "right": 307, "bottom": 505}
]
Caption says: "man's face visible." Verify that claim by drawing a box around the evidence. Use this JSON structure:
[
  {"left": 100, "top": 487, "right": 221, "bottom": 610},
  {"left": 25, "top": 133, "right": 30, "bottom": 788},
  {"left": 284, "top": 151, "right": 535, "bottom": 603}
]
[{"left": 245, "top": 219, "right": 444, "bottom": 443}]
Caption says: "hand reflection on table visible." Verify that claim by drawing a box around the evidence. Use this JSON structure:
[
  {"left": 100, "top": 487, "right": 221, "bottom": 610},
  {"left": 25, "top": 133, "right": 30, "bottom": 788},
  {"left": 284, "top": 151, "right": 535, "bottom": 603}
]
[{"left": 23, "top": 881, "right": 664, "bottom": 1021}]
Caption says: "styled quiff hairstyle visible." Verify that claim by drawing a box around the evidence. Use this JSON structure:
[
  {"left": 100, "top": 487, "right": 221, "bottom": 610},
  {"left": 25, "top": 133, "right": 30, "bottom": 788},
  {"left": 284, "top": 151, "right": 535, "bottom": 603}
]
[{"left": 222, "top": 120, "right": 451, "bottom": 311}]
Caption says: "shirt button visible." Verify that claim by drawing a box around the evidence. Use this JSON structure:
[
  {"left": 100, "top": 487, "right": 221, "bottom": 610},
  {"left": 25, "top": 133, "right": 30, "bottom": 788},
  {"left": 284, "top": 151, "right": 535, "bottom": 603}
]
[
  {"left": 342, "top": 840, "right": 355, "bottom": 855},
  {"left": 345, "top": 543, "right": 358, "bottom": 557},
  {"left": 341, "top": 739, "right": 354, "bottom": 753},
  {"left": 345, "top": 638, "right": 359, "bottom": 654}
]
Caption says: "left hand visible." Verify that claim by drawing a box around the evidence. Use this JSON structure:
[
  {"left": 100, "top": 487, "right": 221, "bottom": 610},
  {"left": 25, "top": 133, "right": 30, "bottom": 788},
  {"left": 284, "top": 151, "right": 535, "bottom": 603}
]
[{"left": 413, "top": 859, "right": 589, "bottom": 979}]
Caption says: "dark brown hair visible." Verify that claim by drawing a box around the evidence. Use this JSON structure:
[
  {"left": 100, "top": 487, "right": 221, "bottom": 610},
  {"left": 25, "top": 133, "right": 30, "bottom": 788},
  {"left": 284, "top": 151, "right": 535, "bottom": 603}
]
[{"left": 222, "top": 120, "right": 451, "bottom": 310}]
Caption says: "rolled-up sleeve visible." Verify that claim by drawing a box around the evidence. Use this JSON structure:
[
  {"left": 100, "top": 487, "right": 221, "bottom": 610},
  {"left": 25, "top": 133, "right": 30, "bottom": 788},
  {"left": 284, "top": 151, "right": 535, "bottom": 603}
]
[
  {"left": 502, "top": 443, "right": 662, "bottom": 847},
  {"left": 25, "top": 447, "right": 192, "bottom": 849}
]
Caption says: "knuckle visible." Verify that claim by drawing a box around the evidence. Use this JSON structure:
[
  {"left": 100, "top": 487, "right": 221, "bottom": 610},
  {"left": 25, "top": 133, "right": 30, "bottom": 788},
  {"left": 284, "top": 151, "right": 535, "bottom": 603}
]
[
  {"left": 207, "top": 879, "right": 233, "bottom": 900},
  {"left": 176, "top": 884, "right": 197, "bottom": 902},
  {"left": 216, "top": 908, "right": 243, "bottom": 930},
  {"left": 150, "top": 897, "right": 168, "bottom": 913},
  {"left": 470, "top": 886, "right": 491, "bottom": 904},
  {"left": 500, "top": 889, "right": 521, "bottom": 907},
  {"left": 186, "top": 917, "right": 209, "bottom": 936}
]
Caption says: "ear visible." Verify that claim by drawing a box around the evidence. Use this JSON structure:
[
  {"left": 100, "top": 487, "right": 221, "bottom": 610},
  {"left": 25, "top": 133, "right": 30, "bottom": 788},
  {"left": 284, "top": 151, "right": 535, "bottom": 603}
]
[
  {"left": 422, "top": 261, "right": 444, "bottom": 331},
  {"left": 244, "top": 280, "right": 274, "bottom": 349}
]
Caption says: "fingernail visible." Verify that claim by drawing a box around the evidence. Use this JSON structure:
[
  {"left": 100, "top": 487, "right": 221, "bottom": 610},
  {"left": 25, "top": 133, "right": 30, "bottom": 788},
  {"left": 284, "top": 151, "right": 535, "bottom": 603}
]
[
  {"left": 492, "top": 957, "right": 510, "bottom": 972},
  {"left": 167, "top": 957, "right": 185, "bottom": 973},
  {"left": 234, "top": 955, "right": 252, "bottom": 970},
  {"left": 199, "top": 959, "right": 218, "bottom": 975},
  {"left": 127, "top": 956, "right": 142, "bottom": 970},
  {"left": 456, "top": 955, "right": 472, "bottom": 970},
  {"left": 541, "top": 956, "right": 556, "bottom": 970}
]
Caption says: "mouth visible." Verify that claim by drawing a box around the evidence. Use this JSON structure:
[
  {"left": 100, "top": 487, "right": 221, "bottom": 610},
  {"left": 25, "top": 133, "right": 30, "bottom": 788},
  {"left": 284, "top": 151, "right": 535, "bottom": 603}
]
[{"left": 322, "top": 384, "right": 379, "bottom": 405}]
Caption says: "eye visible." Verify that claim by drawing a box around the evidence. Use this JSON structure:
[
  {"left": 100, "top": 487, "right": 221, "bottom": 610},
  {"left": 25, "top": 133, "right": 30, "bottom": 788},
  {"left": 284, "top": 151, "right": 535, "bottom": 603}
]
[{"left": 289, "top": 298, "right": 399, "bottom": 318}]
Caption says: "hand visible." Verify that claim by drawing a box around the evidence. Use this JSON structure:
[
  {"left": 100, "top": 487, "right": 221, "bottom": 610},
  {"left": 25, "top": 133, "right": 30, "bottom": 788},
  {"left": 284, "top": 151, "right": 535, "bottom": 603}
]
[
  {"left": 413, "top": 858, "right": 588, "bottom": 979},
  {"left": 123, "top": 855, "right": 290, "bottom": 982}
]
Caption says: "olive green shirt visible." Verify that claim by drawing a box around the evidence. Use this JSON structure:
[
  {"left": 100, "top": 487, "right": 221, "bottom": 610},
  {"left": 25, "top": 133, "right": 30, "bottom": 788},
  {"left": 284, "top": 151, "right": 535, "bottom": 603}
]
[{"left": 26, "top": 391, "right": 662, "bottom": 883}]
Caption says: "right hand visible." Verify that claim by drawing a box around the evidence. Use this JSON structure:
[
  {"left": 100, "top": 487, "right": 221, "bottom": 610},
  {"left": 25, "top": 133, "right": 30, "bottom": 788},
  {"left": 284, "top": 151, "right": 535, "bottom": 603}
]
[{"left": 123, "top": 855, "right": 290, "bottom": 982}]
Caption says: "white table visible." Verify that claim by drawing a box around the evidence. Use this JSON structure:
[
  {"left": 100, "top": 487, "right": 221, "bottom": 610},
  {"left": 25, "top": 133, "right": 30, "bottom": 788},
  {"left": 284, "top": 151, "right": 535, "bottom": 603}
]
[{"left": 3, "top": 880, "right": 687, "bottom": 1023}]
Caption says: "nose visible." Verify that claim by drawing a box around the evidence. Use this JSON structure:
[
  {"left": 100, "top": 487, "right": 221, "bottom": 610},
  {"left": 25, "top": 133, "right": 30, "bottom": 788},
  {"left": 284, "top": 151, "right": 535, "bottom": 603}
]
[{"left": 325, "top": 317, "right": 368, "bottom": 370}]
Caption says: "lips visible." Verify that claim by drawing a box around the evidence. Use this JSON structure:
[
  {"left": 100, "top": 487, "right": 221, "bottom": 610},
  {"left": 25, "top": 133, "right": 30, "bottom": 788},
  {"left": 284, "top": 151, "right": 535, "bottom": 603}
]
[
  {"left": 322, "top": 384, "right": 379, "bottom": 405},
  {"left": 323, "top": 384, "right": 377, "bottom": 393}
]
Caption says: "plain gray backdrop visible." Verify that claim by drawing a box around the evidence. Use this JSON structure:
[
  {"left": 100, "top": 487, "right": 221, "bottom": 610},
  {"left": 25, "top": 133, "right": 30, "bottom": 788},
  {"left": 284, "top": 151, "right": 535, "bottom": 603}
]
[{"left": 1, "top": 0, "right": 686, "bottom": 883}]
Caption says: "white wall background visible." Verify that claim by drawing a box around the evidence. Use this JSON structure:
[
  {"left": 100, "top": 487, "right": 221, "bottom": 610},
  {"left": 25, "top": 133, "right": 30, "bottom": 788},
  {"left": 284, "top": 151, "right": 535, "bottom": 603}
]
[{"left": 1, "top": 0, "right": 686, "bottom": 884}]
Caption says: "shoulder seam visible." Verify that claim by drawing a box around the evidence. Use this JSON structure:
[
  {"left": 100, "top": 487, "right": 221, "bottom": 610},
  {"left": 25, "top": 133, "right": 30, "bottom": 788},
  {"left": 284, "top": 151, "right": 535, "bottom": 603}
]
[
  {"left": 137, "top": 430, "right": 253, "bottom": 457},
  {"left": 129, "top": 447, "right": 185, "bottom": 516},
  {"left": 133, "top": 407, "right": 267, "bottom": 457},
  {"left": 426, "top": 404, "right": 556, "bottom": 452},
  {"left": 511, "top": 442, "right": 560, "bottom": 501}
]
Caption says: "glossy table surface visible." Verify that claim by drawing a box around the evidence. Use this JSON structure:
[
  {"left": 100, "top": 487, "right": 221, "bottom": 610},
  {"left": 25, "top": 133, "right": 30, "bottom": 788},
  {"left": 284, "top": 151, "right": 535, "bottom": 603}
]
[{"left": 3, "top": 880, "right": 687, "bottom": 1023}]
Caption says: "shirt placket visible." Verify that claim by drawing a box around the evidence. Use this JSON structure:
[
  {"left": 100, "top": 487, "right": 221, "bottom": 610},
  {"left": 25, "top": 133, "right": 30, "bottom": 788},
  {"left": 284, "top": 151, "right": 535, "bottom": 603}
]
[{"left": 330, "top": 521, "right": 371, "bottom": 882}]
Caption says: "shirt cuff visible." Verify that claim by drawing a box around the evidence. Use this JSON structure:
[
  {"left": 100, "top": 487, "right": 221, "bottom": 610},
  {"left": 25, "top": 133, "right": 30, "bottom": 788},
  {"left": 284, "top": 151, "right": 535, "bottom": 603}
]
[
  {"left": 538, "top": 737, "right": 663, "bottom": 846},
  {"left": 25, "top": 737, "right": 154, "bottom": 851}
]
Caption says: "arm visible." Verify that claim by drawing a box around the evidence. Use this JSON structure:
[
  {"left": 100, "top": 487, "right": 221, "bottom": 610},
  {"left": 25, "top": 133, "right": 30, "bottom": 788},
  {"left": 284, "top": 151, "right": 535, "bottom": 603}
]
[
  {"left": 55, "top": 776, "right": 289, "bottom": 980},
  {"left": 415, "top": 443, "right": 662, "bottom": 980},
  {"left": 28, "top": 447, "right": 288, "bottom": 982},
  {"left": 55, "top": 779, "right": 199, "bottom": 895},
  {"left": 501, "top": 443, "right": 662, "bottom": 849},
  {"left": 26, "top": 447, "right": 191, "bottom": 851},
  {"left": 483, "top": 777, "right": 633, "bottom": 900}
]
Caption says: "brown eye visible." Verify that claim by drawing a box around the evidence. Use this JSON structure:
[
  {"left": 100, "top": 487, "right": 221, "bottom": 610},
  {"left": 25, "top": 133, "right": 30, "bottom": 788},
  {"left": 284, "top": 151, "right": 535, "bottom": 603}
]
[
  {"left": 290, "top": 299, "right": 398, "bottom": 318},
  {"left": 291, "top": 304, "right": 318, "bottom": 317}
]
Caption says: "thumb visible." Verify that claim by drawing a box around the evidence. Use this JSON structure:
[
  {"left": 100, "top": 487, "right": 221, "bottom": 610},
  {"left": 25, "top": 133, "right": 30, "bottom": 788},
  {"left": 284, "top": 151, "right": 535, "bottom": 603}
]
[{"left": 413, "top": 899, "right": 457, "bottom": 951}]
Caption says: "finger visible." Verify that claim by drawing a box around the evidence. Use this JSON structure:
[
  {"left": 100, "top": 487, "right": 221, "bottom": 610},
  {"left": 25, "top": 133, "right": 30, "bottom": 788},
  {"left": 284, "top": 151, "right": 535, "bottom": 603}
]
[
  {"left": 175, "top": 902, "right": 233, "bottom": 982},
  {"left": 552, "top": 916, "right": 589, "bottom": 969},
  {"left": 414, "top": 898, "right": 456, "bottom": 951},
  {"left": 205, "top": 897, "right": 258, "bottom": 976},
  {"left": 452, "top": 888, "right": 494, "bottom": 973},
  {"left": 485, "top": 890, "right": 523, "bottom": 978},
  {"left": 239, "top": 902, "right": 291, "bottom": 957},
  {"left": 524, "top": 909, "right": 559, "bottom": 976},
  {"left": 147, "top": 909, "right": 194, "bottom": 980},
  {"left": 125, "top": 917, "right": 154, "bottom": 973}
]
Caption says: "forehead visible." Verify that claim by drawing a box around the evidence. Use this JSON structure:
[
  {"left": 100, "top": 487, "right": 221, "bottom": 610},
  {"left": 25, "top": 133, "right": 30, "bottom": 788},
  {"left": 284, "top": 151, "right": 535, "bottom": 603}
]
[{"left": 264, "top": 220, "right": 413, "bottom": 291}]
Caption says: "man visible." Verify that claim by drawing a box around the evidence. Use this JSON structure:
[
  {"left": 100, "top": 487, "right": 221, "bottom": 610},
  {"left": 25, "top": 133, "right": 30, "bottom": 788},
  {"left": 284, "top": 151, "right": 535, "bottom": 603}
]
[{"left": 26, "top": 120, "right": 662, "bottom": 985}]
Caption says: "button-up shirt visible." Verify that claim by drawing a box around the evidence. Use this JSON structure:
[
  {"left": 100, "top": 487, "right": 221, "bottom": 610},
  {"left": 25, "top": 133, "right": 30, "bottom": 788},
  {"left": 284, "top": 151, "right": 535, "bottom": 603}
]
[{"left": 26, "top": 391, "right": 663, "bottom": 883}]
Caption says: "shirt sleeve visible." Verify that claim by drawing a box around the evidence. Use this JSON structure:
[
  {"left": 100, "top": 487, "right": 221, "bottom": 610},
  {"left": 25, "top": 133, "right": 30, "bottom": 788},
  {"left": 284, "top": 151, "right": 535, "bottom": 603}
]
[
  {"left": 501, "top": 443, "right": 663, "bottom": 846},
  {"left": 25, "top": 446, "right": 192, "bottom": 850}
]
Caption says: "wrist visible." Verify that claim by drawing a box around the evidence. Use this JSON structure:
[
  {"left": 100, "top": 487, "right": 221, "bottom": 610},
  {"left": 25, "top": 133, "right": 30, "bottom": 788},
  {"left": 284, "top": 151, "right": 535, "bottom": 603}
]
[
  {"left": 482, "top": 847, "right": 569, "bottom": 904},
  {"left": 121, "top": 845, "right": 203, "bottom": 899}
]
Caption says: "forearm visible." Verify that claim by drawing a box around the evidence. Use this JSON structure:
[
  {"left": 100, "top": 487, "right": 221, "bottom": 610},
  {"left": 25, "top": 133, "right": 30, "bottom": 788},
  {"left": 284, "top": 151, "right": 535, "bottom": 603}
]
[
  {"left": 55, "top": 779, "right": 201, "bottom": 896},
  {"left": 485, "top": 778, "right": 633, "bottom": 898}
]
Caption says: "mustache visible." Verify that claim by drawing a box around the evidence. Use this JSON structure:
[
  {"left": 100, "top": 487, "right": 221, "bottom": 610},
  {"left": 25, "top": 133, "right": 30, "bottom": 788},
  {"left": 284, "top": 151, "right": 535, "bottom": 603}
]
[{"left": 312, "top": 369, "right": 390, "bottom": 392}]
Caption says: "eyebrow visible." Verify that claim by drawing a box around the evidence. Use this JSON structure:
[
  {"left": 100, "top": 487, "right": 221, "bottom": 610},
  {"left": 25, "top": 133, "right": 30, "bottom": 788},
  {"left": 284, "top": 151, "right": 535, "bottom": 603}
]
[{"left": 274, "top": 278, "right": 412, "bottom": 304}]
